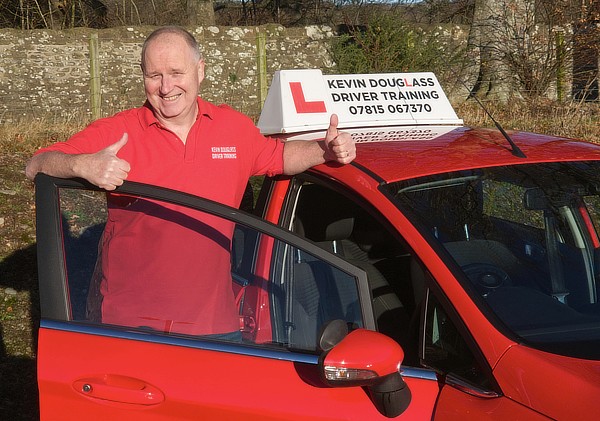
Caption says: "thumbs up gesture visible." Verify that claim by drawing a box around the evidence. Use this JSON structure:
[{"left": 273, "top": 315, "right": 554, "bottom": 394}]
[
  {"left": 83, "top": 133, "right": 131, "bottom": 190},
  {"left": 323, "top": 114, "right": 355, "bottom": 164}
]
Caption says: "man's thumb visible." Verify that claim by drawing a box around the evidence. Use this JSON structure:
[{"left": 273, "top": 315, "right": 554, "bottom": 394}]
[
  {"left": 106, "top": 133, "right": 128, "bottom": 155},
  {"left": 325, "top": 114, "right": 339, "bottom": 144}
]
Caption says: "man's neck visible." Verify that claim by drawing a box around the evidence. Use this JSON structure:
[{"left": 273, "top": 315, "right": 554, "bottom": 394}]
[{"left": 157, "top": 102, "right": 199, "bottom": 144}]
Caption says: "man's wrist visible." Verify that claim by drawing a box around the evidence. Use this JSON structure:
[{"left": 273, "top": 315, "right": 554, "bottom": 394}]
[{"left": 69, "top": 154, "right": 87, "bottom": 180}]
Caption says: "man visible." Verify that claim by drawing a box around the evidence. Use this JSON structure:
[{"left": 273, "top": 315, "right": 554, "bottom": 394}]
[{"left": 26, "top": 26, "right": 356, "bottom": 338}]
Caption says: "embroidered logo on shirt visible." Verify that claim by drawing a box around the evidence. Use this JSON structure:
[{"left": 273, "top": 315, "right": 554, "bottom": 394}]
[{"left": 211, "top": 146, "right": 237, "bottom": 159}]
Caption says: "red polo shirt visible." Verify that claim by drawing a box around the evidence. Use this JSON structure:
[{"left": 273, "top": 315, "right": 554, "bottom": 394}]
[{"left": 38, "top": 98, "right": 285, "bottom": 335}]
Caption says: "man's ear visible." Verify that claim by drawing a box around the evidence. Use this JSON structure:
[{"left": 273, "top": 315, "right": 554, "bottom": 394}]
[{"left": 197, "top": 59, "right": 205, "bottom": 84}]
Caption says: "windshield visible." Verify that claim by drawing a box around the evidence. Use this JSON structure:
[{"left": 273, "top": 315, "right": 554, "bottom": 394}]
[{"left": 385, "top": 161, "right": 600, "bottom": 360}]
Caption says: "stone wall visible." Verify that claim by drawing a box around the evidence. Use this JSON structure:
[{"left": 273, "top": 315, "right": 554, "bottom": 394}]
[
  {"left": 1, "top": 24, "right": 593, "bottom": 125},
  {"left": 0, "top": 25, "right": 335, "bottom": 123}
]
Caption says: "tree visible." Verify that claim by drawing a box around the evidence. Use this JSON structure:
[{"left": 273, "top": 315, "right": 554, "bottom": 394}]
[
  {"left": 572, "top": 0, "right": 600, "bottom": 100},
  {"left": 467, "top": 0, "right": 596, "bottom": 102},
  {"left": 187, "top": 0, "right": 216, "bottom": 26},
  {"left": 102, "top": 0, "right": 215, "bottom": 26},
  {"left": 467, "top": 0, "right": 525, "bottom": 101}
]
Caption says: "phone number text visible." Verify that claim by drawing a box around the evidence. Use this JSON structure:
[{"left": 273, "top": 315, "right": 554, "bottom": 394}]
[{"left": 348, "top": 103, "right": 433, "bottom": 115}]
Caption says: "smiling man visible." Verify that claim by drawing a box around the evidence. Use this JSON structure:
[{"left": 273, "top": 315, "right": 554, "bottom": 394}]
[{"left": 25, "top": 26, "right": 356, "bottom": 338}]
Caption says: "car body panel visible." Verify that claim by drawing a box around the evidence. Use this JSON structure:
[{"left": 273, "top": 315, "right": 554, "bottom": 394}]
[
  {"left": 35, "top": 175, "right": 436, "bottom": 419},
  {"left": 433, "top": 385, "right": 550, "bottom": 420},
  {"left": 38, "top": 324, "right": 441, "bottom": 420},
  {"left": 493, "top": 345, "right": 600, "bottom": 420}
]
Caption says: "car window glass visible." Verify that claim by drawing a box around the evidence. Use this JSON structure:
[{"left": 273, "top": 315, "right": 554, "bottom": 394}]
[
  {"left": 60, "top": 189, "right": 107, "bottom": 320},
  {"left": 385, "top": 162, "right": 600, "bottom": 360},
  {"left": 56, "top": 185, "right": 367, "bottom": 352},
  {"left": 423, "top": 290, "right": 492, "bottom": 391},
  {"left": 482, "top": 181, "right": 544, "bottom": 229},
  {"left": 289, "top": 180, "right": 422, "bottom": 365}
]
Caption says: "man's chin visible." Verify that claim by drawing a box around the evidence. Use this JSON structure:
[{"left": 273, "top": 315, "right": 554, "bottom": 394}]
[{"left": 156, "top": 106, "right": 184, "bottom": 120}]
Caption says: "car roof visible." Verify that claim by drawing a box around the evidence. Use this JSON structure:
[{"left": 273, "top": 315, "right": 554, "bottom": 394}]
[
  {"left": 282, "top": 125, "right": 600, "bottom": 184},
  {"left": 355, "top": 126, "right": 600, "bottom": 183}
]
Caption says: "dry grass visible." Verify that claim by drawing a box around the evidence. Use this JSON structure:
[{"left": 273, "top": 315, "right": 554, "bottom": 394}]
[
  {"left": 1, "top": 101, "right": 597, "bottom": 155},
  {"left": 456, "top": 99, "right": 600, "bottom": 143},
  {"left": 0, "top": 118, "right": 87, "bottom": 156}
]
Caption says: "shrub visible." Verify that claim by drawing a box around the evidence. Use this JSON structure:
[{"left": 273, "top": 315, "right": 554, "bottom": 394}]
[{"left": 330, "top": 11, "right": 464, "bottom": 80}]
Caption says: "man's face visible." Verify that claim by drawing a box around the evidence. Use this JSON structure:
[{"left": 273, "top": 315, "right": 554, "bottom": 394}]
[{"left": 142, "top": 34, "right": 204, "bottom": 125}]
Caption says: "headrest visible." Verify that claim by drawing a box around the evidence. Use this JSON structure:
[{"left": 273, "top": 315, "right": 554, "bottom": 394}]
[
  {"left": 300, "top": 216, "right": 355, "bottom": 242},
  {"left": 295, "top": 184, "right": 357, "bottom": 242},
  {"left": 351, "top": 214, "right": 403, "bottom": 258},
  {"left": 324, "top": 217, "right": 355, "bottom": 241}
]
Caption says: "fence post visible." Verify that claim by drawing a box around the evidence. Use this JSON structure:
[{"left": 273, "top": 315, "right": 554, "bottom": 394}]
[
  {"left": 89, "top": 32, "right": 101, "bottom": 120},
  {"left": 256, "top": 30, "right": 267, "bottom": 109}
]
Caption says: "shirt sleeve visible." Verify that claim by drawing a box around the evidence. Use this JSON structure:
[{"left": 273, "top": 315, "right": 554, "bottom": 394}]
[
  {"left": 250, "top": 130, "right": 285, "bottom": 177},
  {"left": 234, "top": 113, "right": 284, "bottom": 177},
  {"left": 215, "top": 103, "right": 285, "bottom": 178}
]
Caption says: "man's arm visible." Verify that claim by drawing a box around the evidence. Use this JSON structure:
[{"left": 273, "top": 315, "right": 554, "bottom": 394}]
[
  {"left": 25, "top": 133, "right": 131, "bottom": 191},
  {"left": 282, "top": 114, "right": 356, "bottom": 175}
]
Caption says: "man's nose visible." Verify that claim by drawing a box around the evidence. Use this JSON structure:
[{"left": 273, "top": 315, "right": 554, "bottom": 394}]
[{"left": 160, "top": 75, "right": 173, "bottom": 93}]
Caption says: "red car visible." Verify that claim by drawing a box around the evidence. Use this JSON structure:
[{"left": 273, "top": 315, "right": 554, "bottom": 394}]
[{"left": 35, "top": 70, "right": 600, "bottom": 420}]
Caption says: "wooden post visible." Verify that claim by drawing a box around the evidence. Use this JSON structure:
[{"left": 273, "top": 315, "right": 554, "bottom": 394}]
[
  {"left": 256, "top": 30, "right": 267, "bottom": 109},
  {"left": 555, "top": 29, "right": 565, "bottom": 102},
  {"left": 89, "top": 32, "right": 101, "bottom": 120}
]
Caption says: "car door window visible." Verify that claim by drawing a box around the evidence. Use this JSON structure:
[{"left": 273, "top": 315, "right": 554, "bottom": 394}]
[
  {"left": 422, "top": 289, "right": 496, "bottom": 394},
  {"left": 284, "top": 179, "right": 421, "bottom": 364},
  {"left": 37, "top": 175, "right": 373, "bottom": 353}
]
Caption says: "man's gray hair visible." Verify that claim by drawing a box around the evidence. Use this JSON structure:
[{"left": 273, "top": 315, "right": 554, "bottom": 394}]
[{"left": 141, "top": 26, "right": 202, "bottom": 70}]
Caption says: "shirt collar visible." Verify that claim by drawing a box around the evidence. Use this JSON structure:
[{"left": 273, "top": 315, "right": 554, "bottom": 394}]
[{"left": 139, "top": 97, "right": 214, "bottom": 128}]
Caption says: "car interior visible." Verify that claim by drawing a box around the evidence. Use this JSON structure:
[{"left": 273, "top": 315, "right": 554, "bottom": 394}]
[{"left": 290, "top": 181, "right": 422, "bottom": 361}]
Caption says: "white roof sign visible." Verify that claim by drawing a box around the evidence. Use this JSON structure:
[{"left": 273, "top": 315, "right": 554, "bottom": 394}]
[
  {"left": 282, "top": 125, "right": 461, "bottom": 143},
  {"left": 257, "top": 69, "right": 463, "bottom": 134}
]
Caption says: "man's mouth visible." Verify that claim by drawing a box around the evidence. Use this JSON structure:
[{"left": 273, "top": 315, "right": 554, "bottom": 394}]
[{"left": 162, "top": 93, "right": 181, "bottom": 102}]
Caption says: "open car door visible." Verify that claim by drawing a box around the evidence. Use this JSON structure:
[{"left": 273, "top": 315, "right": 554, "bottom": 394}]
[{"left": 35, "top": 174, "right": 423, "bottom": 420}]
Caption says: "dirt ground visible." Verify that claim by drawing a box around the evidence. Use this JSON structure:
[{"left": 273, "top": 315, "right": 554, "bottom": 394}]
[{"left": 0, "top": 151, "right": 40, "bottom": 420}]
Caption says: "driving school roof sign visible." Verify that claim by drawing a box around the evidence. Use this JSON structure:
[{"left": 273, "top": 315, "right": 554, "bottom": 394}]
[{"left": 257, "top": 69, "right": 463, "bottom": 134}]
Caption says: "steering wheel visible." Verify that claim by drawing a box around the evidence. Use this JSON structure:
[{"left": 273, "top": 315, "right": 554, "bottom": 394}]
[{"left": 462, "top": 263, "right": 511, "bottom": 295}]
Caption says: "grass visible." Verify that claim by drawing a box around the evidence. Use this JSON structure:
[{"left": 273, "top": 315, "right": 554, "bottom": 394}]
[
  {"left": 455, "top": 99, "right": 600, "bottom": 143},
  {"left": 0, "top": 100, "right": 598, "bottom": 420}
]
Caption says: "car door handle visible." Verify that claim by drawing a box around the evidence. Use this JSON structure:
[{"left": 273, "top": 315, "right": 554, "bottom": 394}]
[{"left": 73, "top": 374, "right": 164, "bottom": 405}]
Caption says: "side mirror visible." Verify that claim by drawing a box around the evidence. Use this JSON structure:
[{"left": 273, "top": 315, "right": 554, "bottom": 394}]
[{"left": 318, "top": 321, "right": 411, "bottom": 418}]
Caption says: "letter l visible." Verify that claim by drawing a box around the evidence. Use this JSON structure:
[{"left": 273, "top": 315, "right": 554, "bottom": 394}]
[{"left": 289, "top": 82, "right": 327, "bottom": 113}]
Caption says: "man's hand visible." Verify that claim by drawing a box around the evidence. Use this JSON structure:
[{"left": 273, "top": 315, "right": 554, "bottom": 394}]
[
  {"left": 323, "top": 114, "right": 356, "bottom": 164},
  {"left": 80, "top": 133, "right": 131, "bottom": 191},
  {"left": 25, "top": 133, "right": 132, "bottom": 190},
  {"left": 282, "top": 114, "right": 356, "bottom": 175}
]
